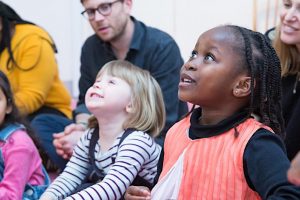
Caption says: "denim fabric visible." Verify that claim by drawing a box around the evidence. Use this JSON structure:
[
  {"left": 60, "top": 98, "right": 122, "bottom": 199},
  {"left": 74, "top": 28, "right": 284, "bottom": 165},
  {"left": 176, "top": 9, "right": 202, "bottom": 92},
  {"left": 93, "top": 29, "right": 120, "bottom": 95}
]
[
  {"left": 31, "top": 114, "right": 72, "bottom": 170},
  {"left": 0, "top": 124, "right": 50, "bottom": 200}
]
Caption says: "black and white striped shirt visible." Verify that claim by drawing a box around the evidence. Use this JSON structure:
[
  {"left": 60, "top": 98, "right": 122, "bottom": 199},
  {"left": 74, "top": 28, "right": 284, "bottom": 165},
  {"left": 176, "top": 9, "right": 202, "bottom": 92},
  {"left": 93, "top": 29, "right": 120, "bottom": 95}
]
[{"left": 41, "top": 129, "right": 161, "bottom": 200}]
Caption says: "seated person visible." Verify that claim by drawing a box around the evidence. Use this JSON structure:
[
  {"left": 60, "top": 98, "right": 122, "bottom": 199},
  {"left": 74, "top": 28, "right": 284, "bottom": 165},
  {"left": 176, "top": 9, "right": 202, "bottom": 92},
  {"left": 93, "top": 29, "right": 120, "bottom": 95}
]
[
  {"left": 40, "top": 60, "right": 164, "bottom": 199},
  {"left": 0, "top": 1, "right": 72, "bottom": 121},
  {"left": 0, "top": 70, "right": 50, "bottom": 199},
  {"left": 31, "top": 0, "right": 187, "bottom": 171}
]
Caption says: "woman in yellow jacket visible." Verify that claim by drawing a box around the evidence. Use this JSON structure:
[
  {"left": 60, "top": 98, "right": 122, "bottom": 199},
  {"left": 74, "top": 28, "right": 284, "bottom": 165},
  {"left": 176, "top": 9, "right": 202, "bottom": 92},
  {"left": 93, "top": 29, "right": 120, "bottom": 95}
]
[{"left": 0, "top": 1, "right": 71, "bottom": 121}]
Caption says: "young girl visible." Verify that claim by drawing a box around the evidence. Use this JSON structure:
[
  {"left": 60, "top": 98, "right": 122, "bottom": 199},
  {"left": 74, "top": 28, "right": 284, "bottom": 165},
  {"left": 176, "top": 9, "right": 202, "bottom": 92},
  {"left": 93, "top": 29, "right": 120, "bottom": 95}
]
[
  {"left": 0, "top": 70, "right": 50, "bottom": 199},
  {"left": 40, "top": 60, "right": 165, "bottom": 200},
  {"left": 125, "top": 25, "right": 300, "bottom": 199}
]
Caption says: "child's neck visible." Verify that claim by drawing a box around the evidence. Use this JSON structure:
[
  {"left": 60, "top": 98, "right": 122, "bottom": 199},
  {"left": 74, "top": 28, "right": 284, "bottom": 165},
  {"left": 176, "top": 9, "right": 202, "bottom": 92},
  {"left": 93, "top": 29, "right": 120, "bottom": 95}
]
[
  {"left": 97, "top": 117, "right": 127, "bottom": 152},
  {"left": 200, "top": 108, "right": 241, "bottom": 125}
]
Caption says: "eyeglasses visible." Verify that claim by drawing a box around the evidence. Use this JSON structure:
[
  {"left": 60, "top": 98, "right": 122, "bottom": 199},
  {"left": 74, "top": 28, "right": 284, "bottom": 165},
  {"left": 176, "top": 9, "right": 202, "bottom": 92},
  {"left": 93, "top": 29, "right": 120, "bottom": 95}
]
[{"left": 81, "top": 0, "right": 122, "bottom": 20}]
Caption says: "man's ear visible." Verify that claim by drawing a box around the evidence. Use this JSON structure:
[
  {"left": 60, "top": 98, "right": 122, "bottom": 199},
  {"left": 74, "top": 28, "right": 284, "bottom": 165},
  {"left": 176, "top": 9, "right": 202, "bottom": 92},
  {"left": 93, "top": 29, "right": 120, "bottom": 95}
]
[
  {"left": 232, "top": 77, "right": 253, "bottom": 98},
  {"left": 123, "top": 0, "right": 132, "bottom": 12}
]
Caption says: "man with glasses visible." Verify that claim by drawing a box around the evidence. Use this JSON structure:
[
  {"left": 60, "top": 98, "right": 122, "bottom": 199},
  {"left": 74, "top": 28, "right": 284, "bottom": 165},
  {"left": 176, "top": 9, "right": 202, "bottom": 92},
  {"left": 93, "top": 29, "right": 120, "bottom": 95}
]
[{"left": 31, "top": 0, "right": 187, "bottom": 171}]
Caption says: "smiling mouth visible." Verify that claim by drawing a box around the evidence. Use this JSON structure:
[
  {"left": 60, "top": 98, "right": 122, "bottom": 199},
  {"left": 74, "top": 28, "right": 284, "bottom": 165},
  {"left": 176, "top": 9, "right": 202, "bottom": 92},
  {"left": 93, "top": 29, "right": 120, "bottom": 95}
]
[
  {"left": 181, "top": 78, "right": 194, "bottom": 83},
  {"left": 91, "top": 93, "right": 103, "bottom": 98}
]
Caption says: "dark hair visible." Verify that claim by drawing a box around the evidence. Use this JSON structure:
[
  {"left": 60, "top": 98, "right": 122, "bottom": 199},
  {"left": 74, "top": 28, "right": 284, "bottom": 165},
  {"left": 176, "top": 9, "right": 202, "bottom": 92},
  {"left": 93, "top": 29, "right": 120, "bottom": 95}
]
[
  {"left": 0, "top": 1, "right": 34, "bottom": 70},
  {"left": 226, "top": 25, "right": 284, "bottom": 138},
  {"left": 0, "top": 70, "right": 37, "bottom": 140},
  {"left": 0, "top": 1, "right": 57, "bottom": 72}
]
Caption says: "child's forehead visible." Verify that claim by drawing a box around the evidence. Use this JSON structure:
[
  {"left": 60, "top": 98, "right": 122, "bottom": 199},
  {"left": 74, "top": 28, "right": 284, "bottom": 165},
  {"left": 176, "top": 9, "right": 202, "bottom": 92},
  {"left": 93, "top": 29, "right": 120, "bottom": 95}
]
[{"left": 195, "top": 27, "right": 239, "bottom": 49}]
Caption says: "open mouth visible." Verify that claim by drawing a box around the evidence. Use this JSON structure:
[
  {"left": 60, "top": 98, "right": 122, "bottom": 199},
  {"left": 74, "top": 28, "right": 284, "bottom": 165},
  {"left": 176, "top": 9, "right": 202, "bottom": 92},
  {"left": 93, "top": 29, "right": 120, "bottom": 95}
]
[{"left": 91, "top": 93, "right": 103, "bottom": 98}]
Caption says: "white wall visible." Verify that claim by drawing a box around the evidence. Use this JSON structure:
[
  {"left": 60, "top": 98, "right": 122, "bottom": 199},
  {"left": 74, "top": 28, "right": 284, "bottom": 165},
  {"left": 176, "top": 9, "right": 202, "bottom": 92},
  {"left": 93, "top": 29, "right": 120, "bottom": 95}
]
[{"left": 2, "top": 0, "right": 281, "bottom": 97}]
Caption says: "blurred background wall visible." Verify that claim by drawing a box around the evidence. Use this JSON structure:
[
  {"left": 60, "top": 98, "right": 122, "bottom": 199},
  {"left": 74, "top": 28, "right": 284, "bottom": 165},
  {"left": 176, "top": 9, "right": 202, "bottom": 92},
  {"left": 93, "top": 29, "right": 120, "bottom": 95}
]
[{"left": 2, "top": 0, "right": 280, "bottom": 97}]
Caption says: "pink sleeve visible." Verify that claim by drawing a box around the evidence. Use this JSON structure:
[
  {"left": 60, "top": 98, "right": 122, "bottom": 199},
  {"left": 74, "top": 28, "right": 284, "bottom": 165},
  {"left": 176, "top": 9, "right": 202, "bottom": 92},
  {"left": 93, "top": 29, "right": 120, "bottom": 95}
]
[{"left": 0, "top": 130, "right": 44, "bottom": 200}]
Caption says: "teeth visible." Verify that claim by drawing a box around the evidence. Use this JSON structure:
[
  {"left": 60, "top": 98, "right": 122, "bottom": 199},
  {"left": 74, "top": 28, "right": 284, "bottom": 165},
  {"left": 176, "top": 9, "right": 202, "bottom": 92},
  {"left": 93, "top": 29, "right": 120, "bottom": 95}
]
[{"left": 183, "top": 78, "right": 192, "bottom": 83}]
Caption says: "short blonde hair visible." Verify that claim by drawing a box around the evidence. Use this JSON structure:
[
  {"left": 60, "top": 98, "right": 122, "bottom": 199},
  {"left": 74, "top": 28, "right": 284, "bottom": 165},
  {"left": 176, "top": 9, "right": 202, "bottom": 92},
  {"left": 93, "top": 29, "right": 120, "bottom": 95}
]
[
  {"left": 273, "top": 24, "right": 300, "bottom": 77},
  {"left": 89, "top": 60, "right": 166, "bottom": 137}
]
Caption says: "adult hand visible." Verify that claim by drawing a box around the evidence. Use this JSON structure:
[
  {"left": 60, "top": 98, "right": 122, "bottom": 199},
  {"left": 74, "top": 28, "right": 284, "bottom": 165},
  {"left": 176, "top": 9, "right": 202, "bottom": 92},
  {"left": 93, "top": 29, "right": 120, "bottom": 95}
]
[
  {"left": 124, "top": 186, "right": 151, "bottom": 200},
  {"left": 287, "top": 151, "right": 300, "bottom": 186},
  {"left": 53, "top": 123, "right": 86, "bottom": 159}
]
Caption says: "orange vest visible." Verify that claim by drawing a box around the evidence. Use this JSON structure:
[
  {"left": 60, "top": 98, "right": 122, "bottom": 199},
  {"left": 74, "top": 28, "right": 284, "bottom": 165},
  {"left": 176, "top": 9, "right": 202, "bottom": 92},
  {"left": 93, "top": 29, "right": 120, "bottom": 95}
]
[{"left": 160, "top": 117, "right": 271, "bottom": 200}]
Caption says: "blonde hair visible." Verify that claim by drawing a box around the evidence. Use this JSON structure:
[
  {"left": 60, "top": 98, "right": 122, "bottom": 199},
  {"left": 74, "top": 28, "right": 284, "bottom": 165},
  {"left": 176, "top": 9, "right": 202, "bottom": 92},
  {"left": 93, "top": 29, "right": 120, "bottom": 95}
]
[
  {"left": 88, "top": 60, "right": 166, "bottom": 137},
  {"left": 273, "top": 24, "right": 300, "bottom": 77}
]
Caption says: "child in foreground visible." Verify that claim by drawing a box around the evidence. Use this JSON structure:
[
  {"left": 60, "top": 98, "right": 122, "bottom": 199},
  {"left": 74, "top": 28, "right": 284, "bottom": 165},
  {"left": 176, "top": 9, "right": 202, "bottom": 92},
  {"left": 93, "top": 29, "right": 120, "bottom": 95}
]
[
  {"left": 40, "top": 60, "right": 165, "bottom": 199},
  {"left": 125, "top": 25, "right": 300, "bottom": 199},
  {"left": 0, "top": 71, "right": 49, "bottom": 199}
]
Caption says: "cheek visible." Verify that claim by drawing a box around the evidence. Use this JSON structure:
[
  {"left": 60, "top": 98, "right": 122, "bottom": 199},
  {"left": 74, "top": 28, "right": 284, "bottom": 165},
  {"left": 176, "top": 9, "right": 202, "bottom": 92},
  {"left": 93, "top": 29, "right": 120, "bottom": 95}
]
[
  {"left": 280, "top": 8, "right": 287, "bottom": 21},
  {"left": 85, "top": 88, "right": 92, "bottom": 102}
]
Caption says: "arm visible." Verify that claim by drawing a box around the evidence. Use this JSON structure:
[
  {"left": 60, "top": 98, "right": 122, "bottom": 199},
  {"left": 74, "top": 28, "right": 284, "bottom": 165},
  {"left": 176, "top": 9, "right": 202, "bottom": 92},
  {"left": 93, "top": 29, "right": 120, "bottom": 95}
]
[
  {"left": 124, "top": 149, "right": 164, "bottom": 200},
  {"left": 66, "top": 131, "right": 161, "bottom": 200},
  {"left": 41, "top": 131, "right": 91, "bottom": 199},
  {"left": 0, "top": 131, "right": 43, "bottom": 200},
  {"left": 244, "top": 129, "right": 300, "bottom": 199},
  {"left": 13, "top": 35, "right": 59, "bottom": 115}
]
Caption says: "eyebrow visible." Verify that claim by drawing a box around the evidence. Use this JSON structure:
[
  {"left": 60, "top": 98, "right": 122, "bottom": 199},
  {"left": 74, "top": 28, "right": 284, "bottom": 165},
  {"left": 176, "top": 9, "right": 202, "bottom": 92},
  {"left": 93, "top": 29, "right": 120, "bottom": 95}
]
[{"left": 208, "top": 46, "right": 221, "bottom": 55}]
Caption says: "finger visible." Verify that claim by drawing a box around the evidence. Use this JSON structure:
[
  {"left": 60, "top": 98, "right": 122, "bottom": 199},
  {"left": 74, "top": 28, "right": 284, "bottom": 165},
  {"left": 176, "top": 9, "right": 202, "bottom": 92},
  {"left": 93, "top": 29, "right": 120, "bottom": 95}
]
[
  {"left": 56, "top": 149, "right": 65, "bottom": 156},
  {"left": 124, "top": 186, "right": 150, "bottom": 200},
  {"left": 64, "top": 123, "right": 78, "bottom": 134},
  {"left": 62, "top": 153, "right": 70, "bottom": 160},
  {"left": 53, "top": 139, "right": 62, "bottom": 148},
  {"left": 53, "top": 132, "right": 65, "bottom": 139}
]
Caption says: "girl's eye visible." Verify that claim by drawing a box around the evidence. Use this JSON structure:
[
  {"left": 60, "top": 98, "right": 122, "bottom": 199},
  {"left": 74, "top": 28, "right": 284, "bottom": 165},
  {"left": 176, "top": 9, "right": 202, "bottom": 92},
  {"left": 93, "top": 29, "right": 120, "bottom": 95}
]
[
  {"left": 204, "top": 53, "right": 215, "bottom": 62},
  {"left": 108, "top": 80, "right": 116, "bottom": 84},
  {"left": 189, "top": 50, "right": 198, "bottom": 60}
]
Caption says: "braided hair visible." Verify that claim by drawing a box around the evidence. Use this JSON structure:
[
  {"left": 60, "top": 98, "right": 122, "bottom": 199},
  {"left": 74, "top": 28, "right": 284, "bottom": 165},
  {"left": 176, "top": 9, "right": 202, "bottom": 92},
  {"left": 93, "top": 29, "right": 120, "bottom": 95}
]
[{"left": 225, "top": 25, "right": 285, "bottom": 138}]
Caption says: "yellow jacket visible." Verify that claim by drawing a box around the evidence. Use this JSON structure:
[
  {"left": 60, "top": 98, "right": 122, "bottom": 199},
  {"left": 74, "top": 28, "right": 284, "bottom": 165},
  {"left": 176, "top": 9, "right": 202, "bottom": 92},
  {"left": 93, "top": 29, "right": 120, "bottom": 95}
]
[{"left": 0, "top": 24, "right": 72, "bottom": 118}]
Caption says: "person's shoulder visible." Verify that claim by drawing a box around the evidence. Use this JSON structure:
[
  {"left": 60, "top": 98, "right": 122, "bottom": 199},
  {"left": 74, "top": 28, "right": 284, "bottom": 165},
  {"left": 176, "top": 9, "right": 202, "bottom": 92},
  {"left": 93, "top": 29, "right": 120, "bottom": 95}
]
[
  {"left": 13, "top": 24, "right": 56, "bottom": 53},
  {"left": 15, "top": 24, "right": 51, "bottom": 40},
  {"left": 6, "top": 129, "right": 36, "bottom": 149},
  {"left": 136, "top": 19, "right": 176, "bottom": 43},
  {"left": 83, "top": 34, "right": 101, "bottom": 47},
  {"left": 125, "top": 130, "right": 153, "bottom": 141}
]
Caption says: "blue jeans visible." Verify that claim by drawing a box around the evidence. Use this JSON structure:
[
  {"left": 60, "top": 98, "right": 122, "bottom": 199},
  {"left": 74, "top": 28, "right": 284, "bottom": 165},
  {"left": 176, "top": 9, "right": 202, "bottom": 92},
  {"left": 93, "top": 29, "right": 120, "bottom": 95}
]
[{"left": 31, "top": 114, "right": 73, "bottom": 170}]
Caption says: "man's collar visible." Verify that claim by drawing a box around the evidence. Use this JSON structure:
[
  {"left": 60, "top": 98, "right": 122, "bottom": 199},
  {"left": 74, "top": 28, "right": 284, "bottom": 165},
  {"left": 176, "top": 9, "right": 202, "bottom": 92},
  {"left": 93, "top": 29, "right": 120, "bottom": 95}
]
[{"left": 129, "top": 16, "right": 143, "bottom": 51}]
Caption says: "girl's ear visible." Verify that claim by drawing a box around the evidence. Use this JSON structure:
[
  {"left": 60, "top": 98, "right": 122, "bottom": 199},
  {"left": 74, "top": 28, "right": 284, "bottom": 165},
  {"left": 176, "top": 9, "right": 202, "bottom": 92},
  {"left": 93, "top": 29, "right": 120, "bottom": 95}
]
[
  {"left": 232, "top": 77, "right": 252, "bottom": 98},
  {"left": 5, "top": 104, "right": 12, "bottom": 114},
  {"left": 125, "top": 102, "right": 134, "bottom": 113}
]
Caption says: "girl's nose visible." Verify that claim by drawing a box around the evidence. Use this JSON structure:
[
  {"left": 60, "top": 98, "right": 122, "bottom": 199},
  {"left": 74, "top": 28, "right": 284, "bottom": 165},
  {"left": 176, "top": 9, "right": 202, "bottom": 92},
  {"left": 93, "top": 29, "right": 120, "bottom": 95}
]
[
  {"left": 183, "top": 61, "right": 197, "bottom": 71},
  {"left": 93, "top": 81, "right": 101, "bottom": 89}
]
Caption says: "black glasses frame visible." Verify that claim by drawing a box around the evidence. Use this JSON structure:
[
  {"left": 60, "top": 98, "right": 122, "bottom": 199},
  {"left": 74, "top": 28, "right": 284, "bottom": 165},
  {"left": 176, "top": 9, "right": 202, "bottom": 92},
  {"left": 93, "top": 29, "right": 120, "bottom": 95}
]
[{"left": 81, "top": 0, "right": 122, "bottom": 20}]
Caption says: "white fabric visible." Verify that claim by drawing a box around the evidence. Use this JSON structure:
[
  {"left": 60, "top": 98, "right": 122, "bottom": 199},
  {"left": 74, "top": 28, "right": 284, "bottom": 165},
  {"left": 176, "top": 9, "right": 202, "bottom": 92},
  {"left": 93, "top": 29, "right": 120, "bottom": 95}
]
[{"left": 151, "top": 149, "right": 186, "bottom": 200}]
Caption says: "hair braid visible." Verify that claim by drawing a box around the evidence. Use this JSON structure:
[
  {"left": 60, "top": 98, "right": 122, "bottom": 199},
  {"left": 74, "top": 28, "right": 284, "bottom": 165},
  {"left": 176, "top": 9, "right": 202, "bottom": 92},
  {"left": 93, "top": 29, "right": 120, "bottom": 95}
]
[{"left": 228, "top": 25, "right": 285, "bottom": 137}]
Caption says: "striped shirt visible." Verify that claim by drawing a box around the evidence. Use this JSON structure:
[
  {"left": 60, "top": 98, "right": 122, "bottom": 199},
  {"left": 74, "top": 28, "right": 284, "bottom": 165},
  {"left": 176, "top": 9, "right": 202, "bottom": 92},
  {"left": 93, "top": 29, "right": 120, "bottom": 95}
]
[{"left": 42, "top": 129, "right": 161, "bottom": 200}]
